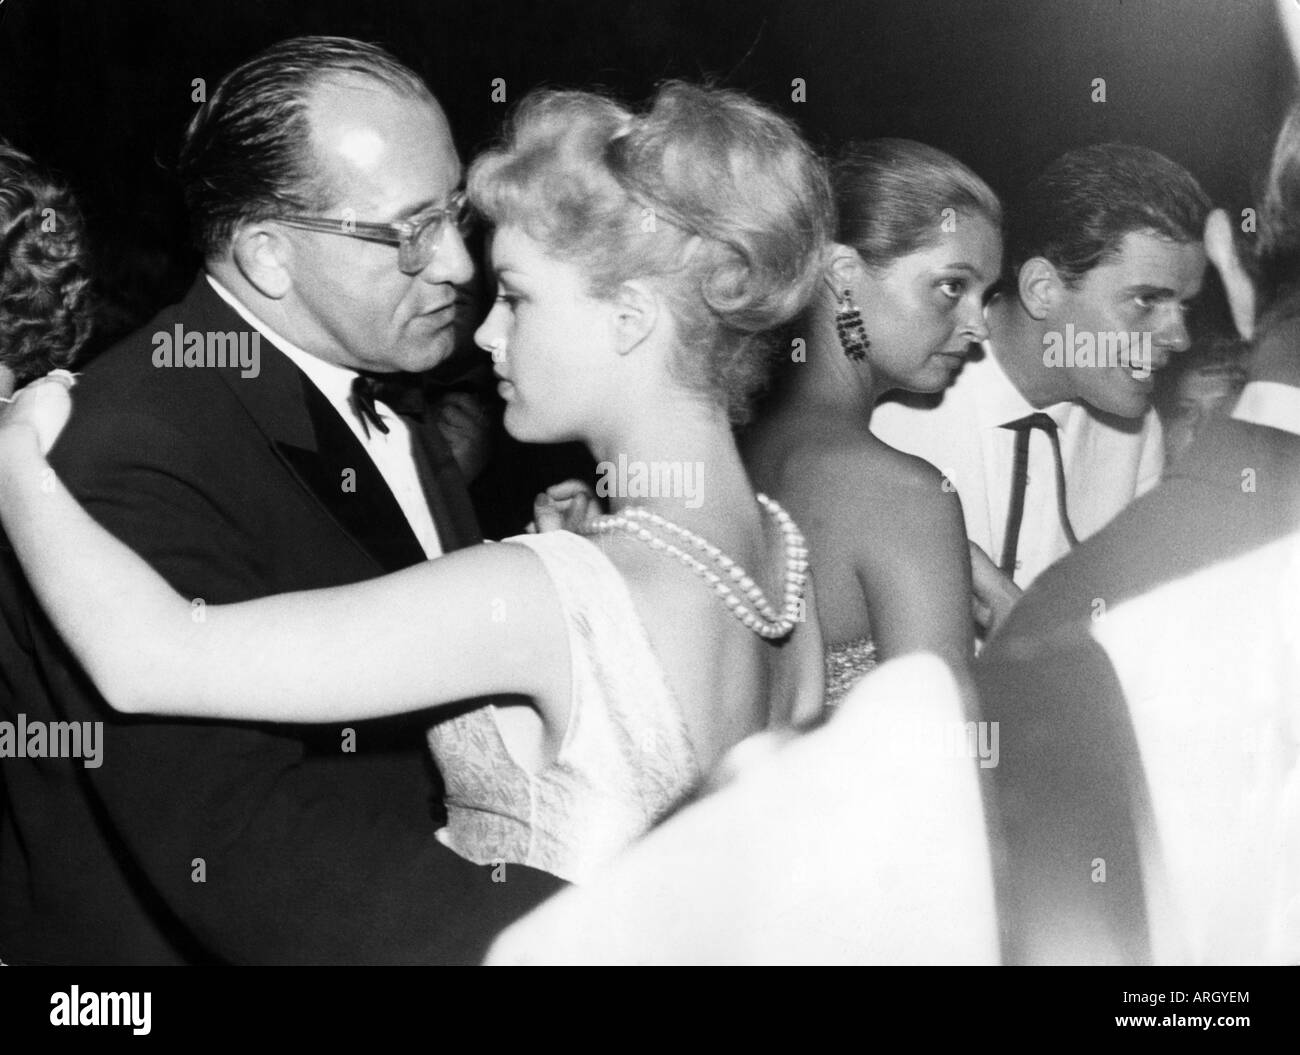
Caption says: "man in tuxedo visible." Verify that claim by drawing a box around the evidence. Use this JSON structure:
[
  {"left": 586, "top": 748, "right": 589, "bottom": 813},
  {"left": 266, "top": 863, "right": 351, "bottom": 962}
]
[
  {"left": 973, "top": 193, "right": 1300, "bottom": 964},
  {"left": 873, "top": 145, "right": 1210, "bottom": 591},
  {"left": 0, "top": 35, "right": 561, "bottom": 965}
]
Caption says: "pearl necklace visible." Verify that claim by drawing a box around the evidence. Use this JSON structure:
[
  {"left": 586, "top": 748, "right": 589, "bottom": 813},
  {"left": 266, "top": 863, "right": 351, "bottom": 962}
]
[{"left": 582, "top": 493, "right": 809, "bottom": 640}]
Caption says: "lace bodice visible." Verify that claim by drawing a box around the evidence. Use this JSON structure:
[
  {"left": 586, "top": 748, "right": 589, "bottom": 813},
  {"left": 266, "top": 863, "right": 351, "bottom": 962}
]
[
  {"left": 825, "top": 636, "right": 879, "bottom": 707},
  {"left": 426, "top": 531, "right": 701, "bottom": 883}
]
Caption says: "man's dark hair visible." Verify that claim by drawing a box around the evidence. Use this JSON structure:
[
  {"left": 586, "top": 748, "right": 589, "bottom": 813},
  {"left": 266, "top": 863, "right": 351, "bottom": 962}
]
[
  {"left": 177, "top": 35, "right": 432, "bottom": 258},
  {"left": 1006, "top": 143, "right": 1211, "bottom": 286}
]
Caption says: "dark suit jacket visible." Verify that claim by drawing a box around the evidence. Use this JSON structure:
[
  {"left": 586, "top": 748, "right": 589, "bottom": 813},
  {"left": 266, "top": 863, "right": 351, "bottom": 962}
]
[
  {"left": 0, "top": 277, "right": 562, "bottom": 964},
  {"left": 974, "top": 408, "right": 1300, "bottom": 963}
]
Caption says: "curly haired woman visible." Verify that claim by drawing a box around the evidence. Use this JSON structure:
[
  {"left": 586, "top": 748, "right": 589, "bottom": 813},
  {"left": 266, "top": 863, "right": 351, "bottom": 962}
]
[{"left": 0, "top": 140, "right": 94, "bottom": 398}]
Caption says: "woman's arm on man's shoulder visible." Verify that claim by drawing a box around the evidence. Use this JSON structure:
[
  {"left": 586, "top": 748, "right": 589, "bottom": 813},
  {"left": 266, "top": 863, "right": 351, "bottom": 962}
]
[{"left": 0, "top": 396, "right": 569, "bottom": 724}]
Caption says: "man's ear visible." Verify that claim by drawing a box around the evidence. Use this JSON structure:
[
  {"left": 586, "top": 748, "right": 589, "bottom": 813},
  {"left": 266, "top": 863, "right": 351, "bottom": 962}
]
[
  {"left": 1205, "top": 207, "right": 1255, "bottom": 341},
  {"left": 230, "top": 223, "right": 293, "bottom": 300},
  {"left": 1016, "top": 257, "right": 1062, "bottom": 321},
  {"left": 611, "top": 280, "right": 658, "bottom": 355}
]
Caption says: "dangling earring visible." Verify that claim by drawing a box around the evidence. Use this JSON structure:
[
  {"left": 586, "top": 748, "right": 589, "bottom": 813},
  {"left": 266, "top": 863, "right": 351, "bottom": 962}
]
[{"left": 832, "top": 288, "right": 870, "bottom": 362}]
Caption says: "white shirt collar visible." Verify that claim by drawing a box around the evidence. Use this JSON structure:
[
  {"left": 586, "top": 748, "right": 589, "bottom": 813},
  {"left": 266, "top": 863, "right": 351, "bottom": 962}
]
[
  {"left": 976, "top": 338, "right": 1073, "bottom": 430},
  {"left": 205, "top": 272, "right": 361, "bottom": 407}
]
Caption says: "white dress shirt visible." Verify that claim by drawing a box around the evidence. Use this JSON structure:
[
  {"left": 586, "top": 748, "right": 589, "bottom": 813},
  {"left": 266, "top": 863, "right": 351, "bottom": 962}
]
[
  {"left": 871, "top": 344, "right": 1163, "bottom": 587},
  {"left": 206, "top": 275, "right": 443, "bottom": 559}
]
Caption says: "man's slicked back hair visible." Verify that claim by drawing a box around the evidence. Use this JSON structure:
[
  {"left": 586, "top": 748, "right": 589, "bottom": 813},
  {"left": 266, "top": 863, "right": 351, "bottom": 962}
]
[{"left": 177, "top": 35, "right": 432, "bottom": 258}]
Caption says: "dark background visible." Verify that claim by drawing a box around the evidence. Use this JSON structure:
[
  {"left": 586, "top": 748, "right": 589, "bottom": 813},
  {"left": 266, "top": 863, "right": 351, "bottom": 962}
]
[{"left": 0, "top": 0, "right": 1292, "bottom": 341}]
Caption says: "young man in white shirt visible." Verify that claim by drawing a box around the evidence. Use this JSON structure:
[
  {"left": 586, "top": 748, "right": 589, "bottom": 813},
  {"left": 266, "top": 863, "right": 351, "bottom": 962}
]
[{"left": 873, "top": 144, "right": 1210, "bottom": 591}]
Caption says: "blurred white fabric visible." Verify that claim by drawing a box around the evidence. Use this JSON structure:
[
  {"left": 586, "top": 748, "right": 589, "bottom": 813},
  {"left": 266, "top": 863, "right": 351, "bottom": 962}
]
[
  {"left": 1092, "top": 528, "right": 1300, "bottom": 965},
  {"left": 485, "top": 653, "right": 999, "bottom": 965}
]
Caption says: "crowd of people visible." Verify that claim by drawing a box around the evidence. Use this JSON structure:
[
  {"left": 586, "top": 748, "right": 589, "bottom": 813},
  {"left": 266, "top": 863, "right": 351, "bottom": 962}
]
[{"left": 0, "top": 31, "right": 1294, "bottom": 965}]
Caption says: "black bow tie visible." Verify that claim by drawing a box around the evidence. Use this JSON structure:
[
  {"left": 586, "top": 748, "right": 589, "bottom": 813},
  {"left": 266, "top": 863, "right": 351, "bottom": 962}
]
[{"left": 349, "top": 373, "right": 428, "bottom": 437}]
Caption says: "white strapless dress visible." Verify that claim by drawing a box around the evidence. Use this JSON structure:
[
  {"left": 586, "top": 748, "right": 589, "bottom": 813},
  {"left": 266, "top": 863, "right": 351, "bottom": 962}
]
[{"left": 426, "top": 531, "right": 702, "bottom": 883}]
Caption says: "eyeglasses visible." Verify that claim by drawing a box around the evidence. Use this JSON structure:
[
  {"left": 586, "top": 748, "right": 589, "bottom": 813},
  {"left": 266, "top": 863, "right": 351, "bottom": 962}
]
[{"left": 276, "top": 190, "right": 474, "bottom": 275}]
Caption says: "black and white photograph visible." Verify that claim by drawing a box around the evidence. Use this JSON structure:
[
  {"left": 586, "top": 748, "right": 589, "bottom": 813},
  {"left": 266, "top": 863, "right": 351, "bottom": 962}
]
[{"left": 0, "top": 0, "right": 1293, "bottom": 1030}]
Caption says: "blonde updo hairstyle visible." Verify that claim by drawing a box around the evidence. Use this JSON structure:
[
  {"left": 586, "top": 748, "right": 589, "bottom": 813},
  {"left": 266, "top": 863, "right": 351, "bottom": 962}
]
[{"left": 468, "top": 81, "right": 833, "bottom": 423}]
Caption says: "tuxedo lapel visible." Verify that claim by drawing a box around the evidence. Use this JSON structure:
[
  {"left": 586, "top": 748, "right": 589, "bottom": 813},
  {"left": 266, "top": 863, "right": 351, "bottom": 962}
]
[
  {"left": 191, "top": 279, "right": 428, "bottom": 573},
  {"left": 275, "top": 386, "right": 429, "bottom": 573}
]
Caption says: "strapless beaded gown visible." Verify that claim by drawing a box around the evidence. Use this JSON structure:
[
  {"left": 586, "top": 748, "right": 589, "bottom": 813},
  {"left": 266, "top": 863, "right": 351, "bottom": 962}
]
[
  {"left": 824, "top": 637, "right": 879, "bottom": 707},
  {"left": 426, "top": 531, "right": 702, "bottom": 883}
]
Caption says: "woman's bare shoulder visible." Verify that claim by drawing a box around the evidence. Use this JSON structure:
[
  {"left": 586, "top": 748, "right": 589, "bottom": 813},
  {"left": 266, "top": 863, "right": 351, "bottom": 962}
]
[
  {"left": 864, "top": 439, "right": 964, "bottom": 540},
  {"left": 783, "top": 429, "right": 956, "bottom": 510},
  {"left": 777, "top": 432, "right": 966, "bottom": 586}
]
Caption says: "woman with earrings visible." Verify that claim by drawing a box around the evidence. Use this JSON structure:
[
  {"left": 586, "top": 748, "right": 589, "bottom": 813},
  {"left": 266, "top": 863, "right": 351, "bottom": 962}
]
[
  {"left": 0, "top": 82, "right": 831, "bottom": 884},
  {"left": 743, "top": 139, "right": 1005, "bottom": 704}
]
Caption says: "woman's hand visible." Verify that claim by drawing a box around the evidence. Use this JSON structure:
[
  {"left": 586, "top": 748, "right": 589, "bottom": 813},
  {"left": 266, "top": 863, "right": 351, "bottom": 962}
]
[
  {"left": 969, "top": 540, "right": 1022, "bottom": 638},
  {"left": 0, "top": 370, "right": 75, "bottom": 457},
  {"left": 528, "top": 478, "right": 597, "bottom": 534}
]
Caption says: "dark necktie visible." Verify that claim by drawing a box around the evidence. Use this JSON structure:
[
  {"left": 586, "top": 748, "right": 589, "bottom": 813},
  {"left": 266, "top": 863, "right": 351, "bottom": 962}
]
[
  {"left": 349, "top": 373, "right": 427, "bottom": 438},
  {"left": 999, "top": 412, "right": 1078, "bottom": 576}
]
